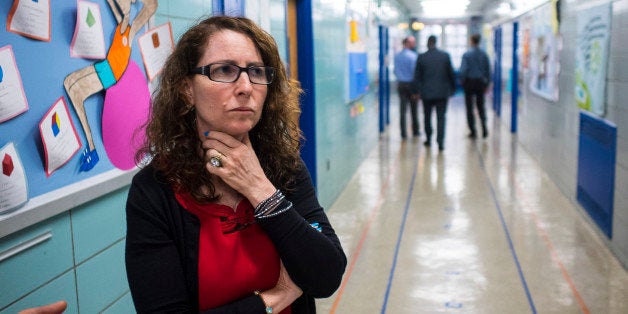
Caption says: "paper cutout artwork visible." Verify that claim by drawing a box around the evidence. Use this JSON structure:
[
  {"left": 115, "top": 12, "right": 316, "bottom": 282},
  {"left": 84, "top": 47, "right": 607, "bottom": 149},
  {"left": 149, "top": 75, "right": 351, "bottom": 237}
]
[
  {"left": 0, "top": 45, "right": 29, "bottom": 123},
  {"left": 3, "top": 154, "right": 14, "bottom": 176},
  {"left": 0, "top": 142, "right": 28, "bottom": 215},
  {"left": 39, "top": 97, "right": 81, "bottom": 176},
  {"left": 138, "top": 22, "right": 174, "bottom": 81},
  {"left": 102, "top": 60, "right": 149, "bottom": 170},
  {"left": 52, "top": 112, "right": 60, "bottom": 136},
  {"left": 7, "top": 0, "right": 51, "bottom": 41},
  {"left": 70, "top": 1, "right": 106, "bottom": 59},
  {"left": 63, "top": 0, "right": 157, "bottom": 171}
]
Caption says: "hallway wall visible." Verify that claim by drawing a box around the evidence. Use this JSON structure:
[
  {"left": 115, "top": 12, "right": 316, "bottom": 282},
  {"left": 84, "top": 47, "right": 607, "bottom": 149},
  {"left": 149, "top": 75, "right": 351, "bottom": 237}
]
[
  {"left": 497, "top": 0, "right": 628, "bottom": 268},
  {"left": 312, "top": 0, "right": 408, "bottom": 208}
]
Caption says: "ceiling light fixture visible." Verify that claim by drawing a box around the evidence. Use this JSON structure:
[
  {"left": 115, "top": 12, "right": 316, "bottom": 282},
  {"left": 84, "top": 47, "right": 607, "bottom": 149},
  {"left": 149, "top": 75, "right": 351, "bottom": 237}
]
[{"left": 420, "top": 0, "right": 470, "bottom": 18}]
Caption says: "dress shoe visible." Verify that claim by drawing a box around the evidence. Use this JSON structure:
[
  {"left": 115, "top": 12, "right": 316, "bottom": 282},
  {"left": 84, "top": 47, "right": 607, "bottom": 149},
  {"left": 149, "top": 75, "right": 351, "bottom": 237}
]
[
  {"left": 423, "top": 141, "right": 431, "bottom": 147},
  {"left": 468, "top": 132, "right": 477, "bottom": 139},
  {"left": 483, "top": 130, "right": 489, "bottom": 138}
]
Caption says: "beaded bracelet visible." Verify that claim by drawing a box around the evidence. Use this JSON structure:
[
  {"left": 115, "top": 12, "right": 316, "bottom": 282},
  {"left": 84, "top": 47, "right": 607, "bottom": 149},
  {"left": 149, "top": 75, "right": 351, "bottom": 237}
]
[
  {"left": 256, "top": 201, "right": 292, "bottom": 219},
  {"left": 254, "top": 189, "right": 284, "bottom": 217}
]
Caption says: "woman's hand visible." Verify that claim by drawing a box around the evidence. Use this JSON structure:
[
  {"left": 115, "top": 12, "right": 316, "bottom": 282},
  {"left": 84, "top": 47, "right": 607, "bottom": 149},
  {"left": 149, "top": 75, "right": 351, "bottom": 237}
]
[
  {"left": 18, "top": 301, "right": 67, "bottom": 314},
  {"left": 202, "top": 131, "right": 276, "bottom": 206},
  {"left": 258, "top": 262, "right": 303, "bottom": 313}
]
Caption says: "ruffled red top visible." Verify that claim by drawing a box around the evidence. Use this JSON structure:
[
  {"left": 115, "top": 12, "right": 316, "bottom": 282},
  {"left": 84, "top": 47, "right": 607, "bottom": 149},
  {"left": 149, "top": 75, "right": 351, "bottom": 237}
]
[{"left": 175, "top": 192, "right": 291, "bottom": 313}]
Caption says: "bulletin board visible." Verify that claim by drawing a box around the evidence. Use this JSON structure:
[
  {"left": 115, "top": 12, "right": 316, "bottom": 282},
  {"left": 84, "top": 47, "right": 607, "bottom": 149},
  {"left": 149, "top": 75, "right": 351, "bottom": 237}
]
[{"left": 0, "top": 1, "right": 155, "bottom": 236}]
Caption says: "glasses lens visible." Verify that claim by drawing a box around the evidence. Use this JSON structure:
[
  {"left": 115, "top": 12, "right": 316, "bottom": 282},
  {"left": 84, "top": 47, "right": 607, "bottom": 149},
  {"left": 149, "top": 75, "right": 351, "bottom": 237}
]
[
  {"left": 209, "top": 64, "right": 239, "bottom": 82},
  {"left": 251, "top": 67, "right": 275, "bottom": 84},
  {"left": 204, "top": 63, "right": 275, "bottom": 84},
  {"left": 247, "top": 66, "right": 270, "bottom": 84}
]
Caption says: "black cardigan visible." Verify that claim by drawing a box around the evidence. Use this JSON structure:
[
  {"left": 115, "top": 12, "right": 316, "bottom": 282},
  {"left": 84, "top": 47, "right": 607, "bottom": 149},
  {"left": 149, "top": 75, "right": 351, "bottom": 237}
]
[{"left": 125, "top": 162, "right": 346, "bottom": 313}]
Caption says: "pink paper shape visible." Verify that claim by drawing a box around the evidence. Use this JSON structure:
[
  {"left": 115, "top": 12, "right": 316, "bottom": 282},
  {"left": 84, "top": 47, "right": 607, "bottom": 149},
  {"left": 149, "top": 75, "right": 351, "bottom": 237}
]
[{"left": 102, "top": 60, "right": 150, "bottom": 170}]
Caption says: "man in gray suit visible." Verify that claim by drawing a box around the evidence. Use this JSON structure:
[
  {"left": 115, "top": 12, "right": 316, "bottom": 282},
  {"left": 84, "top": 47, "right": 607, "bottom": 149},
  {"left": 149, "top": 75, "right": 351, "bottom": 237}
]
[{"left": 413, "top": 35, "right": 456, "bottom": 151}]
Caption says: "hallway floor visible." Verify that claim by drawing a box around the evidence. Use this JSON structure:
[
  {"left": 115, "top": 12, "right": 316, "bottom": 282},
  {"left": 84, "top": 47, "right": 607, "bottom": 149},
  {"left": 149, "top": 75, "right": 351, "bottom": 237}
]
[{"left": 316, "top": 95, "right": 628, "bottom": 313}]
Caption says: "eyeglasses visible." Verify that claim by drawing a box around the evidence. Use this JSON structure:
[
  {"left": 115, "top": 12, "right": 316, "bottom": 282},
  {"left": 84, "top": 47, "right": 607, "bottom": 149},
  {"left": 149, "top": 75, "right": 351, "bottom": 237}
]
[{"left": 190, "top": 62, "right": 275, "bottom": 85}]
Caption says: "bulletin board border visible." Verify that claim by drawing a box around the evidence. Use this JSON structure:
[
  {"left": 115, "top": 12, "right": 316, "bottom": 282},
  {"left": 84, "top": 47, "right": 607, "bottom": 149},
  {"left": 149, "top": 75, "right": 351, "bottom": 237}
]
[{"left": 0, "top": 168, "right": 138, "bottom": 239}]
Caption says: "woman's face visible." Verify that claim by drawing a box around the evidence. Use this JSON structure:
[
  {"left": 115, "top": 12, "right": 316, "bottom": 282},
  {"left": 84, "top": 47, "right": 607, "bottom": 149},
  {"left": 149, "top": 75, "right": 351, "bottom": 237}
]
[{"left": 186, "top": 29, "right": 268, "bottom": 140}]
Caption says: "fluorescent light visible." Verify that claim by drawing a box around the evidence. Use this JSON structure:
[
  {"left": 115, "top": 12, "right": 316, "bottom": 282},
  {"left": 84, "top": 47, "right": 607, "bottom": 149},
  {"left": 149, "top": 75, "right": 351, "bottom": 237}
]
[{"left": 421, "top": 0, "right": 470, "bottom": 18}]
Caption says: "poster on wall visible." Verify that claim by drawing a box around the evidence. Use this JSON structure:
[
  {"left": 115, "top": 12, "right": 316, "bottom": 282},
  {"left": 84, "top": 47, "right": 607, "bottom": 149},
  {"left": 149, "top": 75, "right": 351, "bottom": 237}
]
[
  {"left": 528, "top": 3, "right": 560, "bottom": 102},
  {"left": 6, "top": 0, "right": 51, "bottom": 41},
  {"left": 0, "top": 45, "right": 29, "bottom": 123},
  {"left": 70, "top": 0, "right": 107, "bottom": 59},
  {"left": 0, "top": 142, "right": 28, "bottom": 214},
  {"left": 575, "top": 3, "right": 611, "bottom": 116},
  {"left": 39, "top": 97, "right": 81, "bottom": 177},
  {"left": 138, "top": 22, "right": 174, "bottom": 81}
]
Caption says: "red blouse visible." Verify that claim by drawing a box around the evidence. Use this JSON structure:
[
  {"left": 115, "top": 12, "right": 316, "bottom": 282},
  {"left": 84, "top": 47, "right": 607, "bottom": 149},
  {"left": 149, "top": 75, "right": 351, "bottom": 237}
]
[{"left": 175, "top": 193, "right": 291, "bottom": 313}]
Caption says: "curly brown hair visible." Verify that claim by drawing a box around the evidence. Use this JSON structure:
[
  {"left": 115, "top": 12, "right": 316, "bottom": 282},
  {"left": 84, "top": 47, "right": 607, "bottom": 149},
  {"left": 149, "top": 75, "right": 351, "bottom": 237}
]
[{"left": 137, "top": 16, "right": 303, "bottom": 203}]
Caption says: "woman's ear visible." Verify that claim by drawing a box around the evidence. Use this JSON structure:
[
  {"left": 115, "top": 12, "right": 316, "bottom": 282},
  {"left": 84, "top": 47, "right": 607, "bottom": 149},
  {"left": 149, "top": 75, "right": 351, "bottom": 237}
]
[{"left": 182, "top": 79, "right": 194, "bottom": 104}]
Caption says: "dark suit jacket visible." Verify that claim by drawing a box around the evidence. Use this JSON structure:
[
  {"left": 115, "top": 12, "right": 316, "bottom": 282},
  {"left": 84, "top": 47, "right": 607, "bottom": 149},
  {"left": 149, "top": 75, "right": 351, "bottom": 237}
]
[{"left": 413, "top": 47, "right": 456, "bottom": 100}]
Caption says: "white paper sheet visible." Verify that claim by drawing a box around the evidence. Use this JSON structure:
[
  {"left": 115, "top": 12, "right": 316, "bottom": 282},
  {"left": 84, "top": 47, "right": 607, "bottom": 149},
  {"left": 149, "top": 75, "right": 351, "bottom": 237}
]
[
  {"left": 7, "top": 0, "right": 51, "bottom": 41},
  {"left": 70, "top": 1, "right": 106, "bottom": 59},
  {"left": 39, "top": 97, "right": 82, "bottom": 176},
  {"left": 138, "top": 22, "right": 174, "bottom": 81},
  {"left": 0, "top": 142, "right": 28, "bottom": 214},
  {"left": 0, "top": 45, "right": 29, "bottom": 123}
]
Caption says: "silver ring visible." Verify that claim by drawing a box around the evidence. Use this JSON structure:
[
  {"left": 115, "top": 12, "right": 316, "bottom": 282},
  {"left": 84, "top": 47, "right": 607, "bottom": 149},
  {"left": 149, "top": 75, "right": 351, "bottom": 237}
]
[{"left": 209, "top": 155, "right": 222, "bottom": 167}]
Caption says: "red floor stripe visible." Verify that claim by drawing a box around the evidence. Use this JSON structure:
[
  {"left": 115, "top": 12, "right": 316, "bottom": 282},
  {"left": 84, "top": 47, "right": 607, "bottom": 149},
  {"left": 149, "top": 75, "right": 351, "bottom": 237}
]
[{"left": 329, "top": 142, "right": 404, "bottom": 313}]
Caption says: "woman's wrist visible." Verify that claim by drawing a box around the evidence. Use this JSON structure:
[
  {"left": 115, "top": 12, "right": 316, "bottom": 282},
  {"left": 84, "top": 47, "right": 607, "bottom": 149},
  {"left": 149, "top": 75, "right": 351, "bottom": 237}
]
[
  {"left": 255, "top": 287, "right": 301, "bottom": 314},
  {"left": 247, "top": 183, "right": 277, "bottom": 208}
]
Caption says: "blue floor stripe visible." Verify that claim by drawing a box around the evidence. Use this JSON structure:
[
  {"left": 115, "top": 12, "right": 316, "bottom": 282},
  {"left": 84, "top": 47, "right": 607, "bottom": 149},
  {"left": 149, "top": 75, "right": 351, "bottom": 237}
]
[
  {"left": 476, "top": 146, "right": 537, "bottom": 314},
  {"left": 380, "top": 149, "right": 420, "bottom": 314}
]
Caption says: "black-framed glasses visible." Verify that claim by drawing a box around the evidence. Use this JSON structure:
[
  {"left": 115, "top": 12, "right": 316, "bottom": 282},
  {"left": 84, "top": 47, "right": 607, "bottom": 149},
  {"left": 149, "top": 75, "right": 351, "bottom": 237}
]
[{"left": 190, "top": 62, "right": 275, "bottom": 85}]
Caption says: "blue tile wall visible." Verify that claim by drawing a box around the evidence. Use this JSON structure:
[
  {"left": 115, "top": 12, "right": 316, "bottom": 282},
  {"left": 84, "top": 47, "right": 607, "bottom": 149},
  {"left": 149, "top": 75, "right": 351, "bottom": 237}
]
[
  {"left": 0, "top": 271, "right": 78, "bottom": 314},
  {"left": 75, "top": 240, "right": 129, "bottom": 313},
  {"left": 71, "top": 187, "right": 128, "bottom": 264},
  {"left": 312, "top": 0, "right": 404, "bottom": 208}
]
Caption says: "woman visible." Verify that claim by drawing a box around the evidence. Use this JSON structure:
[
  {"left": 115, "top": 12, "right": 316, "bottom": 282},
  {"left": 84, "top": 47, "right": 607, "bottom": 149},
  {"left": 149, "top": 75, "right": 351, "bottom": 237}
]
[{"left": 125, "top": 16, "right": 346, "bottom": 313}]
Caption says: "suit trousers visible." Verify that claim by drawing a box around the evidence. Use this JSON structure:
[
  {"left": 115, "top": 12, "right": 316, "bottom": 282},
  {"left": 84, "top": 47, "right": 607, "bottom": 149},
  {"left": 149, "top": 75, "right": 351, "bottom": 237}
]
[
  {"left": 423, "top": 98, "right": 448, "bottom": 148},
  {"left": 463, "top": 78, "right": 487, "bottom": 136},
  {"left": 397, "top": 82, "right": 419, "bottom": 138}
]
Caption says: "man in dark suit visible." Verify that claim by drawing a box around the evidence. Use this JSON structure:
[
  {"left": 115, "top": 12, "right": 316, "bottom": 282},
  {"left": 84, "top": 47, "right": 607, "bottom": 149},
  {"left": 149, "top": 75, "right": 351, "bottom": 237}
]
[
  {"left": 413, "top": 35, "right": 456, "bottom": 151},
  {"left": 459, "top": 34, "right": 491, "bottom": 139}
]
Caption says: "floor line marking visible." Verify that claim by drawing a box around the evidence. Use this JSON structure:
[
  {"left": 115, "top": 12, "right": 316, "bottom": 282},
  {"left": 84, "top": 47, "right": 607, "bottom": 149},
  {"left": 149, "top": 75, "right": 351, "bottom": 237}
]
[
  {"left": 476, "top": 144, "right": 538, "bottom": 314},
  {"left": 328, "top": 140, "right": 404, "bottom": 314},
  {"left": 508, "top": 159, "right": 591, "bottom": 313},
  {"left": 380, "top": 147, "right": 420, "bottom": 314}
]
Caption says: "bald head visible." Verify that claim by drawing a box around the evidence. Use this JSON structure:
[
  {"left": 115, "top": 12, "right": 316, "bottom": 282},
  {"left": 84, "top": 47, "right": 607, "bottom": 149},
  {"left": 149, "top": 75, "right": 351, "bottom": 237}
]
[{"left": 403, "top": 36, "right": 416, "bottom": 50}]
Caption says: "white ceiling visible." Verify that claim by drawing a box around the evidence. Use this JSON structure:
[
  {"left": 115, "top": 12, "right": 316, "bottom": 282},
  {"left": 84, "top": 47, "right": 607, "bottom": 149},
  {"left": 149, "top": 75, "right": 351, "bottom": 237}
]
[{"left": 396, "top": 0, "right": 508, "bottom": 21}]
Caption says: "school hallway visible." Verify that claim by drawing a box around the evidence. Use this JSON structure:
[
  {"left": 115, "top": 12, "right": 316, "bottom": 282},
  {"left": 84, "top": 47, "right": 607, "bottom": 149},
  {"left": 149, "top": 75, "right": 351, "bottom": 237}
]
[{"left": 316, "top": 95, "right": 628, "bottom": 313}]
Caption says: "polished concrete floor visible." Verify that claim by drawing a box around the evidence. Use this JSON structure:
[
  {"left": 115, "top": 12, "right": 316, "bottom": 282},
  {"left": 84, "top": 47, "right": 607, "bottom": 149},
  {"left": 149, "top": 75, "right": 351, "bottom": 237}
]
[{"left": 316, "top": 95, "right": 628, "bottom": 313}]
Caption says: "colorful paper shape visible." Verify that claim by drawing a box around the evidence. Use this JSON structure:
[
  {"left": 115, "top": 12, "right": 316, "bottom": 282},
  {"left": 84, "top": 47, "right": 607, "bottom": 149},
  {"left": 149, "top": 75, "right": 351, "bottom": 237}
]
[
  {"left": 51, "top": 112, "right": 60, "bottom": 136},
  {"left": 102, "top": 60, "right": 150, "bottom": 170},
  {"left": 86, "top": 8, "right": 96, "bottom": 27},
  {"left": 151, "top": 32, "right": 160, "bottom": 48},
  {"left": 2, "top": 153, "right": 14, "bottom": 176}
]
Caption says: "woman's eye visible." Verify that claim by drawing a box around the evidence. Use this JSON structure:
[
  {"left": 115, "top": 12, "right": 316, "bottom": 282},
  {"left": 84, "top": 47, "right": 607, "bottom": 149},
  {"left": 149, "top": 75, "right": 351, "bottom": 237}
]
[{"left": 250, "top": 67, "right": 264, "bottom": 77}]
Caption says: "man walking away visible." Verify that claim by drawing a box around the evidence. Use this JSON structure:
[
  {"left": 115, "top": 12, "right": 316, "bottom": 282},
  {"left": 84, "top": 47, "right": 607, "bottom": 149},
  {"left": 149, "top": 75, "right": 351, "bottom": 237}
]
[
  {"left": 459, "top": 34, "right": 491, "bottom": 139},
  {"left": 393, "top": 36, "right": 419, "bottom": 140},
  {"left": 413, "top": 35, "right": 456, "bottom": 151}
]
